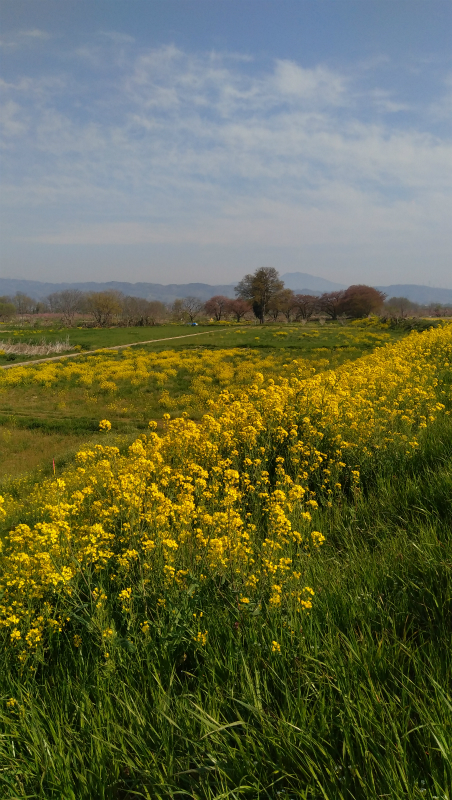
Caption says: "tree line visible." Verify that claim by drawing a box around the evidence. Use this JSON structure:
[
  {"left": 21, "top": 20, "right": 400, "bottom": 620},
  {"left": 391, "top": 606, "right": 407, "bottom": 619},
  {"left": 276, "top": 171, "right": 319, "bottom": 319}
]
[
  {"left": 0, "top": 289, "right": 250, "bottom": 327},
  {"left": 1, "top": 269, "right": 450, "bottom": 326},
  {"left": 233, "top": 268, "right": 452, "bottom": 323}
]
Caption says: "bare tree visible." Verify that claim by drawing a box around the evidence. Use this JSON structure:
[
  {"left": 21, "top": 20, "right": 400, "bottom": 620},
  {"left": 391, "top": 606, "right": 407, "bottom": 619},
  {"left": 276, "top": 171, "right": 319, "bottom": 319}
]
[
  {"left": 180, "top": 296, "right": 205, "bottom": 323},
  {"left": 384, "top": 296, "right": 419, "bottom": 321},
  {"left": 120, "top": 295, "right": 138, "bottom": 327},
  {"left": 34, "top": 300, "right": 50, "bottom": 314},
  {"left": 146, "top": 300, "right": 169, "bottom": 325},
  {"left": 12, "top": 292, "right": 34, "bottom": 315},
  {"left": 47, "top": 294, "right": 60, "bottom": 313},
  {"left": 268, "top": 288, "right": 296, "bottom": 322},
  {"left": 47, "top": 289, "right": 84, "bottom": 326},
  {"left": 86, "top": 291, "right": 123, "bottom": 327},
  {"left": 427, "top": 302, "right": 450, "bottom": 318},
  {"left": 267, "top": 295, "right": 281, "bottom": 321},
  {"left": 293, "top": 293, "right": 318, "bottom": 321},
  {"left": 318, "top": 291, "right": 346, "bottom": 320},
  {"left": 121, "top": 296, "right": 168, "bottom": 326}
]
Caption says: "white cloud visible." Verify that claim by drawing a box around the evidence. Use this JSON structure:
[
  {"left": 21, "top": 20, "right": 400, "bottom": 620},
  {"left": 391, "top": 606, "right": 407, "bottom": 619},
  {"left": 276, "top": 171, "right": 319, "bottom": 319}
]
[
  {"left": 28, "top": 185, "right": 449, "bottom": 250},
  {"left": 428, "top": 73, "right": 452, "bottom": 121},
  {"left": 19, "top": 29, "right": 51, "bottom": 40},
  {"left": 99, "top": 31, "right": 135, "bottom": 44},
  {"left": 0, "top": 100, "right": 28, "bottom": 137},
  {"left": 1, "top": 44, "right": 451, "bottom": 283},
  {"left": 273, "top": 60, "right": 348, "bottom": 105},
  {"left": 369, "top": 88, "right": 412, "bottom": 114},
  {"left": 0, "top": 29, "right": 51, "bottom": 51}
]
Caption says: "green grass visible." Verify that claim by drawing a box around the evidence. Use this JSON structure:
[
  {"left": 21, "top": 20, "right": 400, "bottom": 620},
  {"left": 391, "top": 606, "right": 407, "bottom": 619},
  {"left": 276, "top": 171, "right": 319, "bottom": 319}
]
[
  {"left": 177, "top": 321, "right": 401, "bottom": 356},
  {"left": 1, "top": 415, "right": 451, "bottom": 799},
  {"left": 0, "top": 322, "right": 405, "bottom": 484},
  {"left": 0, "top": 325, "right": 222, "bottom": 364},
  {"left": 2, "top": 321, "right": 450, "bottom": 796},
  {"left": 0, "top": 320, "right": 404, "bottom": 365}
]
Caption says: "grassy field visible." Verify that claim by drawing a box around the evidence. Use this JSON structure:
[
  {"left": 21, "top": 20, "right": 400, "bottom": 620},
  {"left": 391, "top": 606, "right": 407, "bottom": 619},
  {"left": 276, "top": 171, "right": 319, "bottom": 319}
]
[
  {"left": 0, "top": 320, "right": 399, "bottom": 361},
  {"left": 0, "top": 324, "right": 222, "bottom": 364},
  {"left": 0, "top": 321, "right": 399, "bottom": 484},
  {"left": 1, "top": 322, "right": 451, "bottom": 799},
  {"left": 0, "top": 324, "right": 216, "bottom": 482},
  {"left": 2, "top": 420, "right": 451, "bottom": 799}
]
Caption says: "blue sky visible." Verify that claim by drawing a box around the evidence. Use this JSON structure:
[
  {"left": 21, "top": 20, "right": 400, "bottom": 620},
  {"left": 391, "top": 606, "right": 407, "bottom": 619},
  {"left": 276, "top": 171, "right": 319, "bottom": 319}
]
[{"left": 1, "top": 0, "right": 451, "bottom": 287}]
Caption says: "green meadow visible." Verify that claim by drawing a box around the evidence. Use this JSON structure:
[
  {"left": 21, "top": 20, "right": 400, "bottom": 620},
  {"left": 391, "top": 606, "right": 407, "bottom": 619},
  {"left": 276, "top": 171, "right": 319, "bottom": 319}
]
[
  {"left": 0, "top": 321, "right": 399, "bottom": 484},
  {"left": 0, "top": 321, "right": 451, "bottom": 799}
]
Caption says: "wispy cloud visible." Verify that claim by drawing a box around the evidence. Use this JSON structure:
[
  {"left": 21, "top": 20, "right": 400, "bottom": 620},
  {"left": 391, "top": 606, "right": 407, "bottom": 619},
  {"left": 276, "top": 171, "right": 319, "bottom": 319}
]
[
  {"left": 0, "top": 99, "right": 29, "bottom": 137},
  {"left": 0, "top": 28, "right": 51, "bottom": 50},
  {"left": 1, "top": 41, "right": 450, "bottom": 283},
  {"left": 99, "top": 31, "right": 135, "bottom": 44},
  {"left": 19, "top": 29, "right": 51, "bottom": 40},
  {"left": 428, "top": 73, "right": 452, "bottom": 121},
  {"left": 368, "top": 88, "right": 413, "bottom": 114}
]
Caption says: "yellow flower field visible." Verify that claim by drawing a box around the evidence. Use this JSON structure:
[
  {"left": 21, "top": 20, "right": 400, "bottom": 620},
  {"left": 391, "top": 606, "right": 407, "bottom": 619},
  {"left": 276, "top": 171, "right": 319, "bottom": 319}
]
[
  {"left": 0, "top": 326, "right": 393, "bottom": 422},
  {"left": 0, "top": 325, "right": 451, "bottom": 660}
]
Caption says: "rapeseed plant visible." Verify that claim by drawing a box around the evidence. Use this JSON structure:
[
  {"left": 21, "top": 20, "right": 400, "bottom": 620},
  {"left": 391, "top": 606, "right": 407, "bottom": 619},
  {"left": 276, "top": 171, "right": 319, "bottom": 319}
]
[{"left": 0, "top": 325, "right": 451, "bottom": 663}]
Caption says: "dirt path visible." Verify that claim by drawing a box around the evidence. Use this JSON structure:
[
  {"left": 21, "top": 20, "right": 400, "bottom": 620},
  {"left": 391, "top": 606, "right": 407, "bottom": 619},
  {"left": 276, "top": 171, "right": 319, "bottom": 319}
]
[{"left": 0, "top": 329, "right": 226, "bottom": 370}]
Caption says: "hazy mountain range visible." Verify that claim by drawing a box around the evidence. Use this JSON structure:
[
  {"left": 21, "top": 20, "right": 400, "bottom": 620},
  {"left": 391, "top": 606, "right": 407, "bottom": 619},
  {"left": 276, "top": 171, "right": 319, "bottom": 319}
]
[
  {"left": 0, "top": 279, "right": 237, "bottom": 304},
  {"left": 283, "top": 274, "right": 452, "bottom": 304},
  {"left": 2, "top": 274, "right": 452, "bottom": 306}
]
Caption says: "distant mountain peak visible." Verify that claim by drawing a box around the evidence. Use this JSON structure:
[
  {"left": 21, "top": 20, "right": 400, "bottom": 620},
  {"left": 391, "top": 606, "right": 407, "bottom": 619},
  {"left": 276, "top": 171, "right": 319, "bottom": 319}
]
[{"left": 281, "top": 272, "right": 346, "bottom": 292}]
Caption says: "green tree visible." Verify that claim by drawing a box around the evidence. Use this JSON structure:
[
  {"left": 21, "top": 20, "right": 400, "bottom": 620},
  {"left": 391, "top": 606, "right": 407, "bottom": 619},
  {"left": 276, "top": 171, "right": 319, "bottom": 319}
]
[
  {"left": 0, "top": 296, "right": 15, "bottom": 321},
  {"left": 235, "top": 267, "right": 284, "bottom": 324},
  {"left": 86, "top": 291, "right": 123, "bottom": 327}
]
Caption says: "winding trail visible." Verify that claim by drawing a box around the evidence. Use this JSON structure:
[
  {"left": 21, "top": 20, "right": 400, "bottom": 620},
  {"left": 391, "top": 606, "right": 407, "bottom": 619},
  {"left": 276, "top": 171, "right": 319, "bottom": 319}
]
[{"left": 0, "top": 329, "right": 227, "bottom": 370}]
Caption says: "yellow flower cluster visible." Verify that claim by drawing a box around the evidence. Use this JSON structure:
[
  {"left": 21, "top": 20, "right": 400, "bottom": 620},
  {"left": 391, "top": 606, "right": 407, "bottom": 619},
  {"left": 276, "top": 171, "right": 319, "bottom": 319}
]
[
  {"left": 0, "top": 345, "right": 306, "bottom": 394},
  {"left": 0, "top": 326, "right": 451, "bottom": 656},
  {"left": 0, "top": 328, "right": 393, "bottom": 420},
  {"left": 99, "top": 419, "right": 112, "bottom": 432}
]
